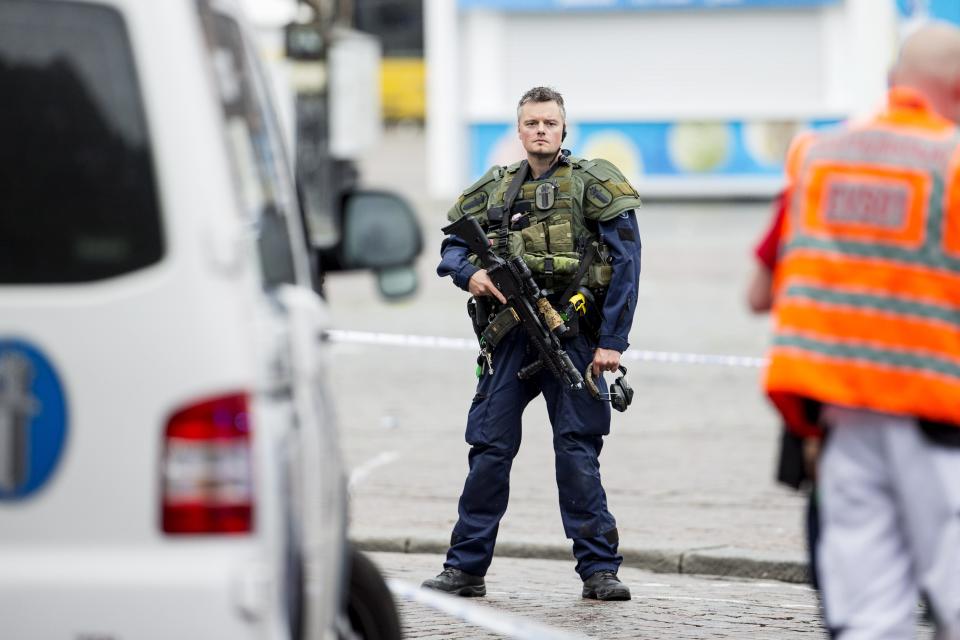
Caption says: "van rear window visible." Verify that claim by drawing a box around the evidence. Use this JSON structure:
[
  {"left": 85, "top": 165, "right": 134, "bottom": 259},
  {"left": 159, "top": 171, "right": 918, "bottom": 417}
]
[{"left": 0, "top": 1, "right": 163, "bottom": 284}]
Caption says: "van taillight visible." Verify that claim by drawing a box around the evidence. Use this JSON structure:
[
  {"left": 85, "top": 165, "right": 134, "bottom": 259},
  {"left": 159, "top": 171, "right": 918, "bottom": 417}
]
[{"left": 161, "top": 393, "right": 253, "bottom": 534}]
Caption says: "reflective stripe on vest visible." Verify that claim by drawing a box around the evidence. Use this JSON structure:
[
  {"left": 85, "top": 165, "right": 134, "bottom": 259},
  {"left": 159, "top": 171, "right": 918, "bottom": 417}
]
[{"left": 766, "top": 123, "right": 960, "bottom": 425}]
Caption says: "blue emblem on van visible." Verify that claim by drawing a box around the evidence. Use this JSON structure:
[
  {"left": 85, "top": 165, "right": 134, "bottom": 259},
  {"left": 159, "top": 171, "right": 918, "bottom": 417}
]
[{"left": 0, "top": 340, "right": 68, "bottom": 500}]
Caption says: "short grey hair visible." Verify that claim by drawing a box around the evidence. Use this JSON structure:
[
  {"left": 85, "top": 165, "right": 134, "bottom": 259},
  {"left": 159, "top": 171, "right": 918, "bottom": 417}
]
[{"left": 517, "top": 86, "right": 566, "bottom": 122}]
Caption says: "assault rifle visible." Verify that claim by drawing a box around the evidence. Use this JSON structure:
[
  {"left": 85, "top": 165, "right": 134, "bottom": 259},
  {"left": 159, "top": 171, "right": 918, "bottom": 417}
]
[{"left": 442, "top": 215, "right": 584, "bottom": 391}]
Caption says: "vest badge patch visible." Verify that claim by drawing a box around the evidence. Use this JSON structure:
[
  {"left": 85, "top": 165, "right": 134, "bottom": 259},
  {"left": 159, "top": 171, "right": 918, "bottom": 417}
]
[
  {"left": 460, "top": 191, "right": 488, "bottom": 215},
  {"left": 586, "top": 184, "right": 613, "bottom": 208},
  {"left": 535, "top": 182, "right": 556, "bottom": 210}
]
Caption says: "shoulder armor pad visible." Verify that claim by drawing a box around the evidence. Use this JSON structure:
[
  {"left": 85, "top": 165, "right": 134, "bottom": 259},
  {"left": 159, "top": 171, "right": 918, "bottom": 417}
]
[
  {"left": 449, "top": 165, "right": 504, "bottom": 222},
  {"left": 504, "top": 160, "right": 524, "bottom": 175},
  {"left": 570, "top": 157, "right": 591, "bottom": 170},
  {"left": 582, "top": 158, "right": 626, "bottom": 182},
  {"left": 578, "top": 158, "right": 642, "bottom": 222},
  {"left": 459, "top": 165, "right": 502, "bottom": 197}
]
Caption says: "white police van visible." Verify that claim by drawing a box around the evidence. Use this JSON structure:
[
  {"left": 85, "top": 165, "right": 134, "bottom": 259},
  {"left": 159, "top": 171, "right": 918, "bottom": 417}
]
[{"left": 0, "top": 0, "right": 419, "bottom": 638}]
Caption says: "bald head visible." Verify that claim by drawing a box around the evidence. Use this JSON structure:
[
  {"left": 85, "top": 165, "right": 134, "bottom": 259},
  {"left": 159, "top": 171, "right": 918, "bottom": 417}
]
[{"left": 890, "top": 22, "right": 960, "bottom": 123}]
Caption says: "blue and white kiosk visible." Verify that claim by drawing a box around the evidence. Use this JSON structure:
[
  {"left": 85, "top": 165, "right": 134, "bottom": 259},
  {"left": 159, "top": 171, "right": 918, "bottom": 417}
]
[{"left": 426, "top": 0, "right": 957, "bottom": 199}]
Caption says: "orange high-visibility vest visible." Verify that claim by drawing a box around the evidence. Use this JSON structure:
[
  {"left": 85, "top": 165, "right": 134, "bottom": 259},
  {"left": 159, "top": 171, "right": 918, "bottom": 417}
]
[{"left": 765, "top": 87, "right": 960, "bottom": 432}]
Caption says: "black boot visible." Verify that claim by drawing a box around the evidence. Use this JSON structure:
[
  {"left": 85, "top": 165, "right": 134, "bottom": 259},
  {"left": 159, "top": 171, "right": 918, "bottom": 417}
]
[
  {"left": 421, "top": 567, "right": 486, "bottom": 597},
  {"left": 582, "top": 570, "right": 631, "bottom": 601}
]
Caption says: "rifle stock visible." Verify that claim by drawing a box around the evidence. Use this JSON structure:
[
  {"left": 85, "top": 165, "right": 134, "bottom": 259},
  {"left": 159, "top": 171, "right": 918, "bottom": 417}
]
[{"left": 442, "top": 216, "right": 584, "bottom": 391}]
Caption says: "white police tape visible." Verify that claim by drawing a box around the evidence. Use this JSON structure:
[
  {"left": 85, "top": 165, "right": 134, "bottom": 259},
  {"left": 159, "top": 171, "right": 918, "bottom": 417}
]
[
  {"left": 388, "top": 578, "right": 593, "bottom": 640},
  {"left": 325, "top": 329, "right": 766, "bottom": 369}
]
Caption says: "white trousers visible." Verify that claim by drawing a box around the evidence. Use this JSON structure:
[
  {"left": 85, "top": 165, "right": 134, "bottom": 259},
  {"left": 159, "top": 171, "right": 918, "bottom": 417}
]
[{"left": 819, "top": 406, "right": 960, "bottom": 640}]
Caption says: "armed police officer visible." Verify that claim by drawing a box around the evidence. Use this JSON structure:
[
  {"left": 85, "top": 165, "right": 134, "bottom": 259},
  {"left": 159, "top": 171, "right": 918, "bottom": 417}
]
[{"left": 423, "top": 87, "right": 642, "bottom": 601}]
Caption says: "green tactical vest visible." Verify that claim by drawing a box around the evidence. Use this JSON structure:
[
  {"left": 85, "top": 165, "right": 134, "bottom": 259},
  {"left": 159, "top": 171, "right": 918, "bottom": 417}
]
[{"left": 447, "top": 155, "right": 642, "bottom": 293}]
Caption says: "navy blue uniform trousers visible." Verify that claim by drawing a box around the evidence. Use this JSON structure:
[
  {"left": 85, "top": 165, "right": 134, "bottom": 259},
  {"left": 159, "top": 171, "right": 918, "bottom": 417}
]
[{"left": 445, "top": 328, "right": 622, "bottom": 579}]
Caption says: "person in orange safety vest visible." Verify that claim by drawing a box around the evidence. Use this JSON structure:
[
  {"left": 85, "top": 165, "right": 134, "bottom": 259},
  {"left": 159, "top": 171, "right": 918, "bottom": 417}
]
[{"left": 765, "top": 22, "right": 960, "bottom": 640}]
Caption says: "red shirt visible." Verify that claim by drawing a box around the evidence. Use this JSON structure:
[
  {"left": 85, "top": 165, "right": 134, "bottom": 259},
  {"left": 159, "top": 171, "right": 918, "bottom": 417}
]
[{"left": 754, "top": 190, "right": 787, "bottom": 271}]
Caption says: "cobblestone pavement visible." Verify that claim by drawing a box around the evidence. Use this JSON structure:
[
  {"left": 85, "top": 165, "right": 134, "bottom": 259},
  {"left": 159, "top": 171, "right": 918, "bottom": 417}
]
[
  {"left": 371, "top": 552, "right": 936, "bottom": 640},
  {"left": 373, "top": 551, "right": 828, "bottom": 639}
]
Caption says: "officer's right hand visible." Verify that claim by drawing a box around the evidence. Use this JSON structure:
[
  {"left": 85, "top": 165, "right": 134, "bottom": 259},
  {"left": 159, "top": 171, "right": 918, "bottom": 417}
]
[{"left": 468, "top": 270, "right": 507, "bottom": 304}]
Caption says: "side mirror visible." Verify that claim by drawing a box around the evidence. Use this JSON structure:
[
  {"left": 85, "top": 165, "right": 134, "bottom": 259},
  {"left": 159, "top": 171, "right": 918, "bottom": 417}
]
[
  {"left": 375, "top": 266, "right": 419, "bottom": 300},
  {"left": 340, "top": 190, "right": 422, "bottom": 270},
  {"left": 337, "top": 190, "right": 422, "bottom": 299}
]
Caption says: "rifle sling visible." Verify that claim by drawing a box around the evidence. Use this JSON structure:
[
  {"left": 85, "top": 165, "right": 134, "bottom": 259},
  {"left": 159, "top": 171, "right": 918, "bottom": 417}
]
[
  {"left": 502, "top": 161, "right": 529, "bottom": 220},
  {"left": 495, "top": 161, "right": 529, "bottom": 257}
]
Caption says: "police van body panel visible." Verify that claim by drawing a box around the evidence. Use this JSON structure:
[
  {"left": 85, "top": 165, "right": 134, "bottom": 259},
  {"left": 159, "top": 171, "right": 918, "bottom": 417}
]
[{"left": 0, "top": 0, "right": 411, "bottom": 637}]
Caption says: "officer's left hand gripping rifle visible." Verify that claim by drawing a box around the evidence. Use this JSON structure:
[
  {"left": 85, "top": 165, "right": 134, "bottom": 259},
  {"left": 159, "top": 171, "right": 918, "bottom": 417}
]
[{"left": 442, "top": 215, "right": 584, "bottom": 391}]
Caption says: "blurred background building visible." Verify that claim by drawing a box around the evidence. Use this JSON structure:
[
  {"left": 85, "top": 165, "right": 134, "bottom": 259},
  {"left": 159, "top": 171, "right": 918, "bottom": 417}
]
[
  {"left": 238, "top": 0, "right": 960, "bottom": 202},
  {"left": 354, "top": 0, "right": 425, "bottom": 121},
  {"left": 424, "top": 0, "right": 960, "bottom": 199}
]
